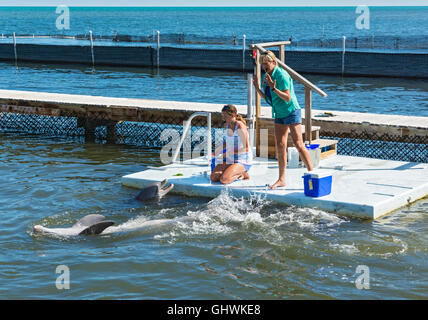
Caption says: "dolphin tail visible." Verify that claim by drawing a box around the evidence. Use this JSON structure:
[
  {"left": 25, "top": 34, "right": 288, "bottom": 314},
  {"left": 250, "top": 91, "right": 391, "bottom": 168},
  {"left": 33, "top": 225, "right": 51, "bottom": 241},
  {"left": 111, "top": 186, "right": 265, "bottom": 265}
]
[{"left": 78, "top": 221, "right": 115, "bottom": 235}]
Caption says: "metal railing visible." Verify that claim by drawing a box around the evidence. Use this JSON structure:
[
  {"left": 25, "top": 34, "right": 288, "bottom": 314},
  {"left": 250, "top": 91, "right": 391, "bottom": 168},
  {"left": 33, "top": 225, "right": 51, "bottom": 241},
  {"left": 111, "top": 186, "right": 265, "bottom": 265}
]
[{"left": 171, "top": 112, "right": 212, "bottom": 164}]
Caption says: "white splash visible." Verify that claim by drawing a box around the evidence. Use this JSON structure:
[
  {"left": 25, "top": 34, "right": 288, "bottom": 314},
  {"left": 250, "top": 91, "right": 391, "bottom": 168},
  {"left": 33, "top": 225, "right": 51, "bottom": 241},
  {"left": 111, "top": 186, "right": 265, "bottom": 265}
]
[{"left": 330, "top": 243, "right": 360, "bottom": 255}]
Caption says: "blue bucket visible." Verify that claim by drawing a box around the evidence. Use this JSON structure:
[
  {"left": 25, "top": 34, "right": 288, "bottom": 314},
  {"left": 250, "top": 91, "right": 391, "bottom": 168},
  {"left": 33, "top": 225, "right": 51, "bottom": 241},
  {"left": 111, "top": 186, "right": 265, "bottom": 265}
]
[
  {"left": 305, "top": 144, "right": 320, "bottom": 150},
  {"left": 211, "top": 157, "right": 216, "bottom": 172}
]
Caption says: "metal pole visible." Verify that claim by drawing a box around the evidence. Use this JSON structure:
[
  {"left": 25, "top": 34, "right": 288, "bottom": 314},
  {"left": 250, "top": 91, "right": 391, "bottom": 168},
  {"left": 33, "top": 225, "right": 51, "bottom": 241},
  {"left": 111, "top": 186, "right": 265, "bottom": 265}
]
[
  {"left": 341, "top": 36, "right": 346, "bottom": 76},
  {"left": 253, "top": 45, "right": 261, "bottom": 157},
  {"left": 157, "top": 30, "right": 160, "bottom": 68},
  {"left": 13, "top": 32, "right": 17, "bottom": 65},
  {"left": 89, "top": 30, "right": 95, "bottom": 67},
  {"left": 247, "top": 73, "right": 253, "bottom": 119},
  {"left": 242, "top": 34, "right": 246, "bottom": 71},
  {"left": 207, "top": 113, "right": 212, "bottom": 164},
  {"left": 247, "top": 73, "right": 255, "bottom": 149},
  {"left": 304, "top": 87, "right": 312, "bottom": 144}
]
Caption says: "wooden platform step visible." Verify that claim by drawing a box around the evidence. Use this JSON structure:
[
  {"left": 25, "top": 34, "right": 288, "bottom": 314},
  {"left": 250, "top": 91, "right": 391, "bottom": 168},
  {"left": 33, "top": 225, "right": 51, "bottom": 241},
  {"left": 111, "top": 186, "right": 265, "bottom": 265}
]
[
  {"left": 268, "top": 138, "right": 338, "bottom": 160},
  {"left": 311, "top": 138, "right": 338, "bottom": 160}
]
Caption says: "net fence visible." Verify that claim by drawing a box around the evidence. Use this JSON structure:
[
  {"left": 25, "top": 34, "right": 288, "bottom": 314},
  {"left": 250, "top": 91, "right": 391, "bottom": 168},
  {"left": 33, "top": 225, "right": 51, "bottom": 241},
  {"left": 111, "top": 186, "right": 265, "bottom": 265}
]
[
  {"left": 290, "top": 35, "right": 428, "bottom": 51},
  {"left": 0, "top": 111, "right": 223, "bottom": 162},
  {"left": 321, "top": 131, "right": 427, "bottom": 163},
  {"left": 5, "top": 33, "right": 428, "bottom": 51},
  {"left": 0, "top": 111, "right": 426, "bottom": 163}
]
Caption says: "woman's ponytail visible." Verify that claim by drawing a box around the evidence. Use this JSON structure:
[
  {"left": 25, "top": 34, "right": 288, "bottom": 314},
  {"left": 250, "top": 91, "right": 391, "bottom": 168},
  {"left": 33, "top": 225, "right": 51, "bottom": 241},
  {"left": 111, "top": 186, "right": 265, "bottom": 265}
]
[{"left": 236, "top": 114, "right": 246, "bottom": 126}]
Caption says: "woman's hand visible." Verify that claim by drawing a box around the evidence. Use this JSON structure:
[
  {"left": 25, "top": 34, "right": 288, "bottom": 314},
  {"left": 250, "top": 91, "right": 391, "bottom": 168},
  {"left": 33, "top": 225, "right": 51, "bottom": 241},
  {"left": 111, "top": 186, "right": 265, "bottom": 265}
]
[{"left": 265, "top": 73, "right": 277, "bottom": 90}]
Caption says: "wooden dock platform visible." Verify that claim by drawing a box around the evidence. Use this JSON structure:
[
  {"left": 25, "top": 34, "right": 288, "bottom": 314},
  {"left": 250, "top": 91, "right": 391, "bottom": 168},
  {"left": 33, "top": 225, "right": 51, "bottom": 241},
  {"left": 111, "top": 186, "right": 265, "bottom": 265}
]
[{"left": 1, "top": 89, "right": 427, "bottom": 135}]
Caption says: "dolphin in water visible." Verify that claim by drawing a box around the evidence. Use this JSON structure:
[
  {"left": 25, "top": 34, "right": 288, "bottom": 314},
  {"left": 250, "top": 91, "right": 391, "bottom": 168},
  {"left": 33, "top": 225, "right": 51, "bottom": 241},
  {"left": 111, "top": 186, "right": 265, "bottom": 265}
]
[
  {"left": 33, "top": 214, "right": 193, "bottom": 237},
  {"left": 33, "top": 179, "right": 176, "bottom": 237},
  {"left": 135, "top": 179, "right": 174, "bottom": 201},
  {"left": 33, "top": 214, "right": 115, "bottom": 236}
]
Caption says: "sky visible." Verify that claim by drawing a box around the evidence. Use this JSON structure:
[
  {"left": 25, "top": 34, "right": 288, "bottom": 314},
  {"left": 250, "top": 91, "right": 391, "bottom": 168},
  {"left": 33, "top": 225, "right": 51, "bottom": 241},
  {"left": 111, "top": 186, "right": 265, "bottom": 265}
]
[{"left": 1, "top": 1, "right": 426, "bottom": 6}]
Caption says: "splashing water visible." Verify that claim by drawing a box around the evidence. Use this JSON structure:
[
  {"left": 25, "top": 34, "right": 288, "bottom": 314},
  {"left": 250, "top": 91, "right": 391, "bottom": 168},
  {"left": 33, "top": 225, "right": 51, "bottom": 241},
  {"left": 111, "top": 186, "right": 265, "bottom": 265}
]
[{"left": 153, "top": 189, "right": 348, "bottom": 244}]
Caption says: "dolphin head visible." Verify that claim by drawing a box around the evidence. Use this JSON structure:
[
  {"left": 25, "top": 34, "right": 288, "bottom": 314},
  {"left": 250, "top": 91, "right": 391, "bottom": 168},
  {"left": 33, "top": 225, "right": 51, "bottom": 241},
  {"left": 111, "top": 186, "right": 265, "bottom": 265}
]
[
  {"left": 158, "top": 179, "right": 174, "bottom": 198},
  {"left": 33, "top": 214, "right": 114, "bottom": 236},
  {"left": 33, "top": 225, "right": 47, "bottom": 233},
  {"left": 135, "top": 179, "right": 174, "bottom": 201}
]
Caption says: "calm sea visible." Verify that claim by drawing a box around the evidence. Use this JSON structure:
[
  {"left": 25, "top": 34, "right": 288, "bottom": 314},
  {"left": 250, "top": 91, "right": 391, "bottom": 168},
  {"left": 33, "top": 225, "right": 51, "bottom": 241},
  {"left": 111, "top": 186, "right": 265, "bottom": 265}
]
[
  {"left": 0, "top": 7, "right": 427, "bottom": 300},
  {"left": 2, "top": 61, "right": 428, "bottom": 117},
  {"left": 1, "top": 6, "right": 427, "bottom": 42},
  {"left": 0, "top": 134, "right": 427, "bottom": 299}
]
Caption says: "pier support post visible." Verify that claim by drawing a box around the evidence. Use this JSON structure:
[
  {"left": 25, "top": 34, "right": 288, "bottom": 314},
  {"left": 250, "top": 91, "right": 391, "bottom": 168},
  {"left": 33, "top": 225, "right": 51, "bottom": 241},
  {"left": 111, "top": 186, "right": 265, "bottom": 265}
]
[
  {"left": 279, "top": 44, "right": 285, "bottom": 63},
  {"left": 341, "top": 36, "right": 346, "bottom": 76},
  {"left": 13, "top": 32, "right": 17, "bottom": 65},
  {"left": 242, "top": 34, "right": 246, "bottom": 71},
  {"left": 157, "top": 31, "right": 160, "bottom": 68},
  {"left": 89, "top": 30, "right": 95, "bottom": 67},
  {"left": 77, "top": 117, "right": 97, "bottom": 142},
  {"left": 105, "top": 120, "right": 118, "bottom": 144},
  {"left": 77, "top": 117, "right": 118, "bottom": 143}
]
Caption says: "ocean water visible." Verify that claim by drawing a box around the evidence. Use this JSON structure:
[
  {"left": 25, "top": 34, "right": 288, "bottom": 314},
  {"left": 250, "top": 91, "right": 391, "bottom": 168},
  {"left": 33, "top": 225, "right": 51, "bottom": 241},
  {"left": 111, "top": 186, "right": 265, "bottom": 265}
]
[
  {"left": 0, "top": 7, "right": 427, "bottom": 300},
  {"left": 0, "top": 133, "right": 427, "bottom": 299},
  {"left": 2, "top": 61, "right": 428, "bottom": 117},
  {"left": 0, "top": 6, "right": 427, "bottom": 45}
]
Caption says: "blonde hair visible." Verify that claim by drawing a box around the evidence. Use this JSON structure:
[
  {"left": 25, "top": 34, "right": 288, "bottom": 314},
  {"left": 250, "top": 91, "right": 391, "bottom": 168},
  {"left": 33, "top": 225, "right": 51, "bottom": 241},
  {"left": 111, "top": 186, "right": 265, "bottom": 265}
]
[
  {"left": 222, "top": 104, "right": 246, "bottom": 125},
  {"left": 259, "top": 50, "right": 277, "bottom": 65}
]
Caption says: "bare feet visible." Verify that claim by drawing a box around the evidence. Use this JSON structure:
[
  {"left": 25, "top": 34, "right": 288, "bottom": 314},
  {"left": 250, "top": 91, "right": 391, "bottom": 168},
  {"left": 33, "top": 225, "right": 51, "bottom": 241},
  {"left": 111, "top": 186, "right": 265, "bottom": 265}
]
[
  {"left": 237, "top": 171, "right": 250, "bottom": 180},
  {"left": 240, "top": 172, "right": 250, "bottom": 180},
  {"left": 269, "top": 179, "right": 286, "bottom": 189}
]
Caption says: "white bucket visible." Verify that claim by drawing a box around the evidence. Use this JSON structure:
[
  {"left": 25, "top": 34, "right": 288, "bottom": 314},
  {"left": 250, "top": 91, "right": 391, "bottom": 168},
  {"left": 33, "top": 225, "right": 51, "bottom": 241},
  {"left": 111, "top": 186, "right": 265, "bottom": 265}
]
[
  {"left": 287, "top": 147, "right": 300, "bottom": 168},
  {"left": 307, "top": 147, "right": 321, "bottom": 168}
]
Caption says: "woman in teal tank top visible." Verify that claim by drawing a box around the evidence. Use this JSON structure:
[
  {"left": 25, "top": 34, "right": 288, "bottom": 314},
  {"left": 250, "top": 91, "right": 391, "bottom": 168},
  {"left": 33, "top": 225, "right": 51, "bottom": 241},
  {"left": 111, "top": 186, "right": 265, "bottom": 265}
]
[{"left": 253, "top": 50, "right": 313, "bottom": 189}]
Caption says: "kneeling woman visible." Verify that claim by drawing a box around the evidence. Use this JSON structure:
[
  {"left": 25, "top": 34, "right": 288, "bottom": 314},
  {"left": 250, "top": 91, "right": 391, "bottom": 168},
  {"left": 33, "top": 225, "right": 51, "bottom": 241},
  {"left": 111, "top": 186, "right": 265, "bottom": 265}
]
[{"left": 210, "top": 104, "right": 253, "bottom": 184}]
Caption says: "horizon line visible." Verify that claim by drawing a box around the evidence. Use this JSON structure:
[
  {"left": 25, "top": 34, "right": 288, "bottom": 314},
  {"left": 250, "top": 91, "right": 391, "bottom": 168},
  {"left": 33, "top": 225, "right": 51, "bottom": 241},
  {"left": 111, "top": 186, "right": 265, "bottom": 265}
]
[{"left": 1, "top": 5, "right": 427, "bottom": 7}]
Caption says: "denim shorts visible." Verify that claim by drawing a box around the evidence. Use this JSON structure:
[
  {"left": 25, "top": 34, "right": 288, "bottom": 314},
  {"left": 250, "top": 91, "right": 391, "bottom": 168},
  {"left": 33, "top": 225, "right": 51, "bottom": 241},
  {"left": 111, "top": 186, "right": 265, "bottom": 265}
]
[{"left": 274, "top": 108, "right": 302, "bottom": 125}]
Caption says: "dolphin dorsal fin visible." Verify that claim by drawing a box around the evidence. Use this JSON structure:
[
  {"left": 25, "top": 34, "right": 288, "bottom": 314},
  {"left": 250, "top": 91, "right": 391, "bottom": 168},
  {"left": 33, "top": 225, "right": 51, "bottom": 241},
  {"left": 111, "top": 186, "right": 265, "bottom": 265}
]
[
  {"left": 78, "top": 221, "right": 115, "bottom": 235},
  {"left": 73, "top": 214, "right": 106, "bottom": 228}
]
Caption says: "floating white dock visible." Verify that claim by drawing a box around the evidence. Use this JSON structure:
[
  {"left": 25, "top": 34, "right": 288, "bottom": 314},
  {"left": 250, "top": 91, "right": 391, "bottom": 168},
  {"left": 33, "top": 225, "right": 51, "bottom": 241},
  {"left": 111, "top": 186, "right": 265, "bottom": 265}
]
[{"left": 122, "top": 155, "right": 428, "bottom": 220}]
